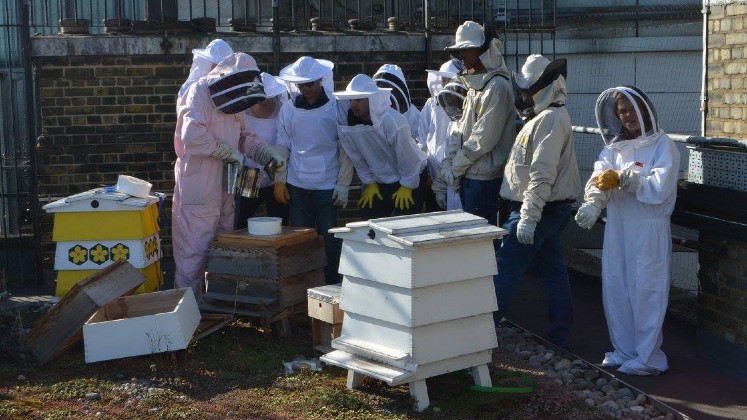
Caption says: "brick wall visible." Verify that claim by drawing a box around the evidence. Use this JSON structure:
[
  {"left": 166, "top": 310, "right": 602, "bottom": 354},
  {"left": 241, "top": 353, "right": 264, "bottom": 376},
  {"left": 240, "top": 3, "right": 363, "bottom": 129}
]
[
  {"left": 706, "top": 2, "right": 747, "bottom": 140},
  {"left": 696, "top": 1, "right": 747, "bottom": 369},
  {"left": 33, "top": 34, "right": 453, "bottom": 267}
]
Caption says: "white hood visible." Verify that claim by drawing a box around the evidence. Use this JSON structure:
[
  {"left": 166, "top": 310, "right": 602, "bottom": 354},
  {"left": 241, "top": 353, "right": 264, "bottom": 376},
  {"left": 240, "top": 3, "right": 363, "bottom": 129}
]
[
  {"left": 595, "top": 86, "right": 661, "bottom": 149},
  {"left": 334, "top": 74, "right": 391, "bottom": 127}
]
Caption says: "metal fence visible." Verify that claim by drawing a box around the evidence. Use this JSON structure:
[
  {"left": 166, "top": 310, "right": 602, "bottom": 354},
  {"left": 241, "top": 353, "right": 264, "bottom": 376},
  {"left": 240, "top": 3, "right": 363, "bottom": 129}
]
[
  {"left": 0, "top": 0, "right": 43, "bottom": 293},
  {"left": 25, "top": 0, "right": 556, "bottom": 34}
]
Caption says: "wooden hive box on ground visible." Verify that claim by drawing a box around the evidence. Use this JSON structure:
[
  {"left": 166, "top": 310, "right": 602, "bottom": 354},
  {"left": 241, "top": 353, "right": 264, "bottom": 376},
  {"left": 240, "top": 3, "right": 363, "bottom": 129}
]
[
  {"left": 83, "top": 287, "right": 201, "bottom": 363},
  {"left": 202, "top": 227, "right": 326, "bottom": 330},
  {"left": 321, "top": 210, "right": 507, "bottom": 412},
  {"left": 307, "top": 283, "right": 343, "bottom": 352},
  {"left": 25, "top": 261, "right": 146, "bottom": 364}
]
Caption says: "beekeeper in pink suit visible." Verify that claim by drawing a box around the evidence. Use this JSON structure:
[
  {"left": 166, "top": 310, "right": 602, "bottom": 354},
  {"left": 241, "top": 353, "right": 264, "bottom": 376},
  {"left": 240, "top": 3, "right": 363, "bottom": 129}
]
[
  {"left": 177, "top": 39, "right": 233, "bottom": 103},
  {"left": 172, "top": 52, "right": 285, "bottom": 302}
]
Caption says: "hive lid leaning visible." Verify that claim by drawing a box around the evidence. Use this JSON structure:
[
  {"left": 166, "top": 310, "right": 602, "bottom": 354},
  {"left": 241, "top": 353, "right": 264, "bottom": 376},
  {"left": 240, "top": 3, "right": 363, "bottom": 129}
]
[{"left": 330, "top": 210, "right": 507, "bottom": 248}]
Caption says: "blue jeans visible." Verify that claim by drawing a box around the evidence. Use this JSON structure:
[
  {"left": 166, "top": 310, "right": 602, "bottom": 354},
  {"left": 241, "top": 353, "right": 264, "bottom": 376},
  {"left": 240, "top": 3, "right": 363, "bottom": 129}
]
[
  {"left": 460, "top": 177, "right": 501, "bottom": 226},
  {"left": 493, "top": 201, "right": 574, "bottom": 347},
  {"left": 288, "top": 185, "right": 341, "bottom": 284}
]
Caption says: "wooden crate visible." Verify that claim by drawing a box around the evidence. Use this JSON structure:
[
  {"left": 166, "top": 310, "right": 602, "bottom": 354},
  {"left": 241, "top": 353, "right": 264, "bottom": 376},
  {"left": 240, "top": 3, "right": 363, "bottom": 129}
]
[
  {"left": 308, "top": 283, "right": 343, "bottom": 352},
  {"left": 83, "top": 287, "right": 201, "bottom": 363},
  {"left": 312, "top": 320, "right": 342, "bottom": 353},
  {"left": 307, "top": 283, "right": 343, "bottom": 324}
]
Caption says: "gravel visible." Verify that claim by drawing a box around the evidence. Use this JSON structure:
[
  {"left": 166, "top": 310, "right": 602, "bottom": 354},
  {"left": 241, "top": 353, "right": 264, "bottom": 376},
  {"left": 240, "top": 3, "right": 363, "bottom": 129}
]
[{"left": 495, "top": 322, "right": 677, "bottom": 420}]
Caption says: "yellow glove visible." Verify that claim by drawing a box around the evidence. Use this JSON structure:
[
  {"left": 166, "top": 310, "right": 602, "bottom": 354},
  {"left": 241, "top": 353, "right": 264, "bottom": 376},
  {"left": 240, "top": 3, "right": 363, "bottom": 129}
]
[
  {"left": 392, "top": 186, "right": 414, "bottom": 210},
  {"left": 358, "top": 183, "right": 383, "bottom": 209},
  {"left": 273, "top": 182, "right": 290, "bottom": 204},
  {"left": 595, "top": 169, "right": 620, "bottom": 191}
]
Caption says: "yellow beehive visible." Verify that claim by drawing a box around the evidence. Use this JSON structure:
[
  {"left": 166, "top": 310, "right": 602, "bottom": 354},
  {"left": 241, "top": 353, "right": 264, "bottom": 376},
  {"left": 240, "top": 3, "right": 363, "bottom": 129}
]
[{"left": 43, "top": 187, "right": 164, "bottom": 297}]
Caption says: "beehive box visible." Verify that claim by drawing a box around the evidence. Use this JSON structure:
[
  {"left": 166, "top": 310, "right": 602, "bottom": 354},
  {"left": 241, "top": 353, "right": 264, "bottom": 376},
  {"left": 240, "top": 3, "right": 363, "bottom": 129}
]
[
  {"left": 321, "top": 210, "right": 507, "bottom": 412},
  {"left": 83, "top": 288, "right": 200, "bottom": 363},
  {"left": 202, "top": 227, "right": 326, "bottom": 325},
  {"left": 43, "top": 188, "right": 163, "bottom": 297},
  {"left": 308, "top": 283, "right": 343, "bottom": 352}
]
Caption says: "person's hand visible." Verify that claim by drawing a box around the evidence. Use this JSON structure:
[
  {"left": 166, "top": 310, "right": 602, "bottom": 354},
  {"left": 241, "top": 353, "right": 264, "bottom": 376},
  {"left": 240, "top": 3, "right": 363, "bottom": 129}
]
[
  {"left": 211, "top": 143, "right": 242, "bottom": 163},
  {"left": 595, "top": 169, "right": 620, "bottom": 191},
  {"left": 358, "top": 183, "right": 383, "bottom": 209},
  {"left": 516, "top": 219, "right": 536, "bottom": 245},
  {"left": 273, "top": 182, "right": 290, "bottom": 204},
  {"left": 441, "top": 166, "right": 456, "bottom": 187},
  {"left": 332, "top": 185, "right": 349, "bottom": 208},
  {"left": 618, "top": 168, "right": 641, "bottom": 193},
  {"left": 575, "top": 202, "right": 601, "bottom": 229},
  {"left": 392, "top": 186, "right": 414, "bottom": 210},
  {"left": 434, "top": 190, "right": 447, "bottom": 209}
]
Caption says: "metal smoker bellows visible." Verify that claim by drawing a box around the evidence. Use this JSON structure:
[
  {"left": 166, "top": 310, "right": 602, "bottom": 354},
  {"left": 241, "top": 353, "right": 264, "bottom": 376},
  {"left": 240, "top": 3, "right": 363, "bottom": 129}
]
[{"left": 320, "top": 210, "right": 507, "bottom": 412}]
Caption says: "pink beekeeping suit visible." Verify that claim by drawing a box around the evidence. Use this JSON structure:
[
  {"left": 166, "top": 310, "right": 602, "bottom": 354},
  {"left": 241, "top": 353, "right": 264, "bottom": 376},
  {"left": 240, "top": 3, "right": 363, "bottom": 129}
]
[{"left": 172, "top": 53, "right": 273, "bottom": 303}]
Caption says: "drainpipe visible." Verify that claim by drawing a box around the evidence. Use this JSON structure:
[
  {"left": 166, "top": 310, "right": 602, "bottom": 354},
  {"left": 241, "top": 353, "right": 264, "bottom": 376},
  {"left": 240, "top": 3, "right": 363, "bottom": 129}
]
[
  {"left": 701, "top": 0, "right": 709, "bottom": 136},
  {"left": 424, "top": 0, "right": 431, "bottom": 69},
  {"left": 272, "top": 0, "right": 280, "bottom": 73}
]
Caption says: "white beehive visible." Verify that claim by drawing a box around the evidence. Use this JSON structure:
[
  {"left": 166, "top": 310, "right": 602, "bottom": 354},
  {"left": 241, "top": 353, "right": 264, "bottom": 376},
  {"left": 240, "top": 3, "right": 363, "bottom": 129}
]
[{"left": 321, "top": 210, "right": 507, "bottom": 411}]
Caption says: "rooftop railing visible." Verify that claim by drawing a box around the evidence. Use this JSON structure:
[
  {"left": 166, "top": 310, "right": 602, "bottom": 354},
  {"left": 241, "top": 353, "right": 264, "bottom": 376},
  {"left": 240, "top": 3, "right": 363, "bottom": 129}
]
[{"left": 26, "top": 0, "right": 556, "bottom": 35}]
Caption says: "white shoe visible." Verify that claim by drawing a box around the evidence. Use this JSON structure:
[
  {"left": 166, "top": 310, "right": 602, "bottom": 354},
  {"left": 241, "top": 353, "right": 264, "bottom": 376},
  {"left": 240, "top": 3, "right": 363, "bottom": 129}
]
[{"left": 601, "top": 351, "right": 627, "bottom": 367}]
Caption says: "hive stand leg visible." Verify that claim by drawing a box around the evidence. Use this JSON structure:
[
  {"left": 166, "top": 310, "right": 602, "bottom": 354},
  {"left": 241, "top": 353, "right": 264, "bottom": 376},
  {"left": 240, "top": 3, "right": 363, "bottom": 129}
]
[
  {"left": 346, "top": 370, "right": 365, "bottom": 389},
  {"left": 409, "top": 379, "right": 430, "bottom": 412},
  {"left": 472, "top": 364, "right": 492, "bottom": 387}
]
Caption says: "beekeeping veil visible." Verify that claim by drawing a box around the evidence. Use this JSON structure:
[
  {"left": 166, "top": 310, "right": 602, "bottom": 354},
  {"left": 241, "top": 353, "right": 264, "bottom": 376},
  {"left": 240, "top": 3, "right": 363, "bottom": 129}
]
[
  {"left": 333, "top": 74, "right": 392, "bottom": 127},
  {"left": 595, "top": 85, "right": 660, "bottom": 147},
  {"left": 436, "top": 78, "right": 467, "bottom": 122},
  {"left": 372, "top": 64, "right": 413, "bottom": 114},
  {"left": 512, "top": 54, "right": 567, "bottom": 121},
  {"left": 207, "top": 52, "right": 266, "bottom": 114},
  {"left": 425, "top": 59, "right": 464, "bottom": 98},
  {"left": 278, "top": 56, "right": 335, "bottom": 97}
]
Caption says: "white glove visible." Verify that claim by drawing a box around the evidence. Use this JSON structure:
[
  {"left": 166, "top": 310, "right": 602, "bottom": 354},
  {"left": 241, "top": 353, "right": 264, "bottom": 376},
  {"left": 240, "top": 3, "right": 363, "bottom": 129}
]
[
  {"left": 618, "top": 168, "right": 641, "bottom": 193},
  {"left": 211, "top": 143, "right": 243, "bottom": 163},
  {"left": 516, "top": 219, "right": 536, "bottom": 245},
  {"left": 434, "top": 190, "right": 447, "bottom": 209},
  {"left": 332, "top": 185, "right": 349, "bottom": 208},
  {"left": 255, "top": 146, "right": 286, "bottom": 170},
  {"left": 575, "top": 202, "right": 601, "bottom": 230},
  {"left": 441, "top": 166, "right": 456, "bottom": 188}
]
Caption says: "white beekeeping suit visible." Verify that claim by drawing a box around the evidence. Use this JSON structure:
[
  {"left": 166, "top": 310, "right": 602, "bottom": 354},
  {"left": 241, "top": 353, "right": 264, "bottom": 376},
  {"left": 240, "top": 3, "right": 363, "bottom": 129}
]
[
  {"left": 576, "top": 85, "right": 680, "bottom": 376},
  {"left": 420, "top": 59, "right": 464, "bottom": 210},
  {"left": 177, "top": 39, "right": 233, "bottom": 103},
  {"left": 373, "top": 64, "right": 422, "bottom": 145}
]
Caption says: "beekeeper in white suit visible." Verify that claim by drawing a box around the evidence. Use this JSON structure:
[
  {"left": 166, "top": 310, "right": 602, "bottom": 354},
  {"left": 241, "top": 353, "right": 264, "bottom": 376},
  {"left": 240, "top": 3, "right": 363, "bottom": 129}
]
[
  {"left": 172, "top": 53, "right": 285, "bottom": 302},
  {"left": 419, "top": 59, "right": 464, "bottom": 211},
  {"left": 576, "top": 85, "right": 680, "bottom": 375},
  {"left": 373, "top": 63, "right": 422, "bottom": 145},
  {"left": 274, "top": 56, "right": 353, "bottom": 284},
  {"left": 335, "top": 74, "right": 427, "bottom": 219},
  {"left": 493, "top": 55, "right": 580, "bottom": 349},
  {"left": 177, "top": 39, "right": 233, "bottom": 102}
]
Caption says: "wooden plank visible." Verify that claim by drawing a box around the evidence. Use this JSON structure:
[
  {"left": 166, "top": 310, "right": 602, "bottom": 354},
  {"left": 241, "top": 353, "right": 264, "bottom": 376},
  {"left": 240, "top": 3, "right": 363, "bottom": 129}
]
[
  {"left": 204, "top": 292, "right": 277, "bottom": 306},
  {"left": 191, "top": 314, "right": 234, "bottom": 344},
  {"left": 216, "top": 226, "right": 317, "bottom": 248},
  {"left": 207, "top": 238, "right": 326, "bottom": 279},
  {"left": 206, "top": 273, "right": 279, "bottom": 299},
  {"left": 367, "top": 210, "right": 485, "bottom": 235},
  {"left": 25, "top": 261, "right": 146, "bottom": 364},
  {"left": 205, "top": 268, "right": 325, "bottom": 309}
]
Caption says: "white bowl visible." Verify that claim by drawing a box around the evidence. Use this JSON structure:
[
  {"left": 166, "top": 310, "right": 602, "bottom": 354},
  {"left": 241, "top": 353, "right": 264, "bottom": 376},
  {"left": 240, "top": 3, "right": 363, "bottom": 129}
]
[{"left": 247, "top": 217, "right": 282, "bottom": 236}]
